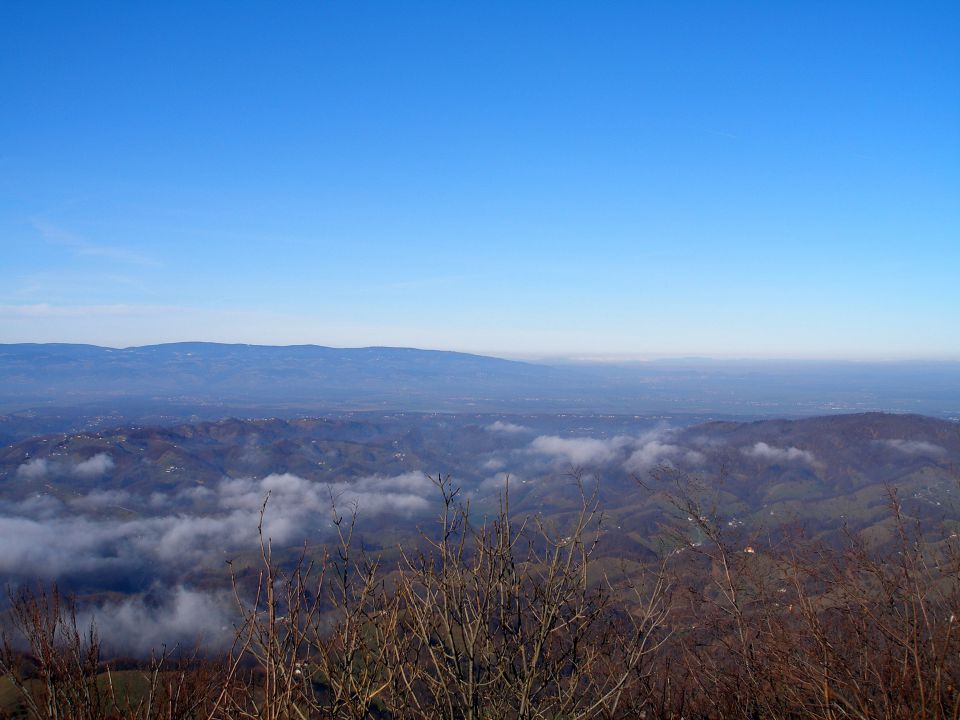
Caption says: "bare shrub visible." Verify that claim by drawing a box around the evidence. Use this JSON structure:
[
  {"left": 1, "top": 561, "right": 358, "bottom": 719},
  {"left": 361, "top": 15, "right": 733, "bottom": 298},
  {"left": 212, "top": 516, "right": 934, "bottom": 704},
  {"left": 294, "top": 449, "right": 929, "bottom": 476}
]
[
  {"left": 651, "top": 469, "right": 960, "bottom": 720},
  {"left": 387, "top": 474, "right": 672, "bottom": 720},
  {"left": 210, "top": 497, "right": 403, "bottom": 720},
  {"left": 0, "top": 586, "right": 221, "bottom": 720},
  {"left": 4, "top": 472, "right": 959, "bottom": 719},
  {"left": 0, "top": 585, "right": 106, "bottom": 720}
]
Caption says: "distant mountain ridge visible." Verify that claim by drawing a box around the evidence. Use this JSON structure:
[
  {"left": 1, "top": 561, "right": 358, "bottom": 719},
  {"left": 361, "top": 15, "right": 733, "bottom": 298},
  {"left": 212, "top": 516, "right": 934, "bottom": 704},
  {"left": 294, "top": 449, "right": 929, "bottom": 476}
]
[
  {"left": 0, "top": 342, "right": 580, "bottom": 406},
  {"left": 2, "top": 342, "right": 959, "bottom": 420}
]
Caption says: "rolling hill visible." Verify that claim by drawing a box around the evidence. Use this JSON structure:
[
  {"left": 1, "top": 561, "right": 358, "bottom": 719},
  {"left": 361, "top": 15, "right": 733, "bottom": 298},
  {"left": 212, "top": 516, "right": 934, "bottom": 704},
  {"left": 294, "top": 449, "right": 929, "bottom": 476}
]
[{"left": 0, "top": 411, "right": 956, "bottom": 595}]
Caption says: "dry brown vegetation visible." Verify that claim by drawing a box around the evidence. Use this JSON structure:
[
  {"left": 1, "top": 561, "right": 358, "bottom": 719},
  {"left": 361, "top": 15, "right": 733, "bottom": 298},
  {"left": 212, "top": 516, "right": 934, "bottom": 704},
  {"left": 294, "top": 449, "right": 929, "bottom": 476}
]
[{"left": 2, "top": 474, "right": 959, "bottom": 719}]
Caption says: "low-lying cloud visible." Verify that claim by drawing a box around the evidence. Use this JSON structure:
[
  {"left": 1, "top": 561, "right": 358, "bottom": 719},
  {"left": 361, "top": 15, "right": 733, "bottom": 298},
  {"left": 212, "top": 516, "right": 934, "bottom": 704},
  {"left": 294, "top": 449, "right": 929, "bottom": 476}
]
[
  {"left": 73, "top": 452, "right": 115, "bottom": 478},
  {"left": 526, "top": 429, "right": 704, "bottom": 474},
  {"left": 477, "top": 471, "right": 521, "bottom": 494},
  {"left": 742, "top": 442, "right": 816, "bottom": 465},
  {"left": 69, "top": 488, "right": 132, "bottom": 511},
  {"left": 0, "top": 471, "right": 437, "bottom": 584},
  {"left": 16, "top": 457, "right": 48, "bottom": 480},
  {"left": 625, "top": 440, "right": 683, "bottom": 473},
  {"left": 482, "top": 457, "right": 506, "bottom": 471},
  {"left": 16, "top": 453, "right": 115, "bottom": 481},
  {"left": 486, "top": 421, "right": 529, "bottom": 434},
  {"left": 73, "top": 587, "right": 235, "bottom": 657},
  {"left": 879, "top": 439, "right": 947, "bottom": 457},
  {"left": 529, "top": 435, "right": 635, "bottom": 467}
]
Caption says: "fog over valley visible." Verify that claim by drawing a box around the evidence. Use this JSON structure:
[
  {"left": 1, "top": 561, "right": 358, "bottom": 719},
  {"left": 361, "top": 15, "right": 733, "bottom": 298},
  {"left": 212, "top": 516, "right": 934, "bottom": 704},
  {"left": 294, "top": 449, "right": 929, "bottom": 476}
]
[{"left": 2, "top": 403, "right": 957, "bottom": 654}]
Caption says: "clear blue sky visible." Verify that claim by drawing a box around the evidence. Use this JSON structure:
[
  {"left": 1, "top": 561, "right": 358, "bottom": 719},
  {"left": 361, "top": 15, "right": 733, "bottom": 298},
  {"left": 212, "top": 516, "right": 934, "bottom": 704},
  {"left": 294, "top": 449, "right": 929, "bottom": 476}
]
[{"left": 1, "top": 1, "right": 957, "bottom": 359}]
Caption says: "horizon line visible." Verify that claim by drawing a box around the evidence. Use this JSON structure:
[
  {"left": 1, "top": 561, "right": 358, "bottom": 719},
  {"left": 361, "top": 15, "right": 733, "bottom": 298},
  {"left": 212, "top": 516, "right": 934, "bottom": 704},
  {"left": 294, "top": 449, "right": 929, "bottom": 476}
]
[{"left": 2, "top": 340, "right": 959, "bottom": 365}]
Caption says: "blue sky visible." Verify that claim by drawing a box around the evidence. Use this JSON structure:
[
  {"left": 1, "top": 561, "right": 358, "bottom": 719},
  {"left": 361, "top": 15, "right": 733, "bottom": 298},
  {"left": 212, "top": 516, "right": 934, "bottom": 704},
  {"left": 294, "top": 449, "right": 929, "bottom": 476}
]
[{"left": 1, "top": 1, "right": 957, "bottom": 358}]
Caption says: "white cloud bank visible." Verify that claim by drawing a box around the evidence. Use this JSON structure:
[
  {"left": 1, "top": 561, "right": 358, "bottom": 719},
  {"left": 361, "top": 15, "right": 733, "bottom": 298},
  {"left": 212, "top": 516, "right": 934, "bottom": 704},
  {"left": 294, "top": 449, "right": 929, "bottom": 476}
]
[
  {"left": 526, "top": 429, "right": 704, "bottom": 474},
  {"left": 16, "top": 458, "right": 49, "bottom": 480},
  {"left": 742, "top": 442, "right": 816, "bottom": 465},
  {"left": 879, "top": 439, "right": 947, "bottom": 457},
  {"left": 486, "top": 421, "right": 530, "bottom": 434},
  {"left": 77, "top": 587, "right": 234, "bottom": 656},
  {"left": 0, "top": 471, "right": 436, "bottom": 581},
  {"left": 16, "top": 453, "right": 115, "bottom": 481},
  {"left": 73, "top": 452, "right": 115, "bottom": 478},
  {"left": 528, "top": 435, "right": 635, "bottom": 467}
]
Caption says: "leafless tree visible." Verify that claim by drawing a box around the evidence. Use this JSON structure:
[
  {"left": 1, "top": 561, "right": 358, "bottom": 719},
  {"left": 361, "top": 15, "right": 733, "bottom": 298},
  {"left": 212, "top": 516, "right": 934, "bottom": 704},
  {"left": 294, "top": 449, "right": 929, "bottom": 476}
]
[{"left": 388, "top": 474, "right": 672, "bottom": 720}]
